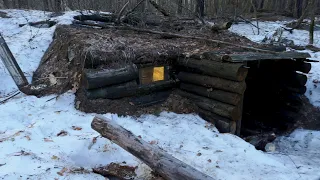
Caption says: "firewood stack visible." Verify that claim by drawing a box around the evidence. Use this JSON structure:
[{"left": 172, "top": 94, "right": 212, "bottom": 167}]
[{"left": 176, "top": 54, "right": 248, "bottom": 134}]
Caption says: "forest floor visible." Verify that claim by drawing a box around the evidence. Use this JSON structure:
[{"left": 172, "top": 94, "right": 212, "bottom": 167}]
[{"left": 0, "top": 10, "right": 320, "bottom": 180}]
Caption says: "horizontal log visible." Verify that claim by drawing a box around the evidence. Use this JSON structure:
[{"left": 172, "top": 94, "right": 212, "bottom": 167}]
[
  {"left": 180, "top": 83, "right": 241, "bottom": 105},
  {"left": 283, "top": 86, "right": 306, "bottom": 94},
  {"left": 209, "top": 22, "right": 233, "bottom": 32},
  {"left": 178, "top": 72, "right": 246, "bottom": 94},
  {"left": 91, "top": 116, "right": 214, "bottom": 180},
  {"left": 198, "top": 109, "right": 236, "bottom": 134},
  {"left": 177, "top": 58, "right": 248, "bottom": 81},
  {"left": 74, "top": 14, "right": 116, "bottom": 22},
  {"left": 276, "top": 60, "right": 311, "bottom": 74},
  {"left": 86, "top": 80, "right": 178, "bottom": 99},
  {"left": 177, "top": 90, "right": 241, "bottom": 120},
  {"left": 285, "top": 72, "right": 308, "bottom": 87},
  {"left": 223, "top": 52, "right": 311, "bottom": 62},
  {"left": 82, "top": 65, "right": 139, "bottom": 89}
]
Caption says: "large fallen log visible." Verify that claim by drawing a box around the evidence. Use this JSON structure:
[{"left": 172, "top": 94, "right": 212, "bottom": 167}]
[
  {"left": 91, "top": 116, "right": 214, "bottom": 180},
  {"left": 86, "top": 80, "right": 178, "bottom": 99},
  {"left": 180, "top": 83, "right": 241, "bottom": 105},
  {"left": 82, "top": 65, "right": 139, "bottom": 89},
  {"left": 209, "top": 22, "right": 233, "bottom": 32},
  {"left": 177, "top": 58, "right": 247, "bottom": 81},
  {"left": 178, "top": 72, "right": 246, "bottom": 94},
  {"left": 177, "top": 90, "right": 241, "bottom": 120},
  {"left": 198, "top": 109, "right": 236, "bottom": 134}
]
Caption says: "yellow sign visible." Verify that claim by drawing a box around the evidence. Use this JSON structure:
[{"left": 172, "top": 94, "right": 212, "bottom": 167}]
[
  {"left": 139, "top": 66, "right": 165, "bottom": 84},
  {"left": 153, "top": 66, "right": 164, "bottom": 81}
]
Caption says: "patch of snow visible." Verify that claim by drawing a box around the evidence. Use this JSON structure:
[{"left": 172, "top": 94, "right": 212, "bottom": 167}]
[
  {"left": 0, "top": 10, "right": 319, "bottom": 180},
  {"left": 271, "top": 129, "right": 320, "bottom": 180},
  {"left": 0, "top": 92, "right": 302, "bottom": 180},
  {"left": 0, "top": 9, "right": 80, "bottom": 97},
  {"left": 230, "top": 21, "right": 320, "bottom": 107}
]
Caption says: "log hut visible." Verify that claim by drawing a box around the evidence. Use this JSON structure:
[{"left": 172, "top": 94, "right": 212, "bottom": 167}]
[
  {"left": 28, "top": 24, "right": 315, "bottom": 136},
  {"left": 81, "top": 47, "right": 312, "bottom": 135}
]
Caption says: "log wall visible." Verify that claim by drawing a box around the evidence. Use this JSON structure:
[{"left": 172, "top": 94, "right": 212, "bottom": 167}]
[
  {"left": 80, "top": 50, "right": 311, "bottom": 135},
  {"left": 176, "top": 56, "right": 247, "bottom": 134}
]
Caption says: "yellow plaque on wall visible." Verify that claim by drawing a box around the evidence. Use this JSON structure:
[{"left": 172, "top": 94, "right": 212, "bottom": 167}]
[{"left": 153, "top": 66, "right": 164, "bottom": 82}]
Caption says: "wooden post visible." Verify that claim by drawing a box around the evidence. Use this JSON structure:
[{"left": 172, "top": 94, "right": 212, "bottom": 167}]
[
  {"left": 0, "top": 34, "right": 28, "bottom": 88},
  {"left": 91, "top": 116, "right": 214, "bottom": 180}
]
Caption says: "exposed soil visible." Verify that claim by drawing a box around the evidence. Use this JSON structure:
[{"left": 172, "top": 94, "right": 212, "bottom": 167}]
[
  {"left": 295, "top": 96, "right": 320, "bottom": 131},
  {"left": 76, "top": 89, "right": 198, "bottom": 117}
]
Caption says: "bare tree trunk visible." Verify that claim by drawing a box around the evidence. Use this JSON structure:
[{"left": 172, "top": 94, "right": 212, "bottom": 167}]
[
  {"left": 196, "top": 0, "right": 205, "bottom": 17},
  {"left": 177, "top": 0, "right": 183, "bottom": 14},
  {"left": 309, "top": 0, "right": 316, "bottom": 45}
]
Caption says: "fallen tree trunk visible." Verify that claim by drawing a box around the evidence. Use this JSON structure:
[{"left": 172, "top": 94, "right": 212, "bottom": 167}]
[
  {"left": 178, "top": 72, "right": 246, "bottom": 94},
  {"left": 82, "top": 65, "right": 139, "bottom": 89},
  {"left": 209, "top": 22, "right": 233, "bottom": 32},
  {"left": 198, "top": 109, "right": 236, "bottom": 134},
  {"left": 180, "top": 83, "right": 241, "bottom": 105},
  {"left": 86, "top": 80, "right": 178, "bottom": 99},
  {"left": 74, "top": 14, "right": 116, "bottom": 22},
  {"left": 177, "top": 90, "right": 241, "bottom": 120},
  {"left": 91, "top": 116, "right": 214, "bottom": 180},
  {"left": 177, "top": 58, "right": 247, "bottom": 81}
]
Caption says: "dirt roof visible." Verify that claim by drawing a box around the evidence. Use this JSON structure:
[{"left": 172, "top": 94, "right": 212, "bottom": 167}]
[{"left": 23, "top": 24, "right": 263, "bottom": 96}]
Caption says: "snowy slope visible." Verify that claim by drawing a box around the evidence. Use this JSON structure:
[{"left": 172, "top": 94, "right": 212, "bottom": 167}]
[
  {"left": 0, "top": 92, "right": 302, "bottom": 180},
  {"left": 0, "top": 10, "right": 319, "bottom": 180},
  {"left": 0, "top": 10, "right": 80, "bottom": 97},
  {"left": 230, "top": 21, "right": 320, "bottom": 107}
]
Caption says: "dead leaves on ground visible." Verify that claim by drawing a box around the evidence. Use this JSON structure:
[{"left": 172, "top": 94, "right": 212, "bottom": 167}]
[
  {"left": 44, "top": 138, "right": 54, "bottom": 142},
  {"left": 57, "top": 130, "right": 68, "bottom": 137},
  {"left": 72, "top": 126, "right": 82, "bottom": 131},
  {"left": 57, "top": 167, "right": 68, "bottom": 176},
  {"left": 88, "top": 136, "right": 99, "bottom": 150},
  {"left": 0, "top": 130, "right": 24, "bottom": 142},
  {"left": 13, "top": 150, "right": 32, "bottom": 156}
]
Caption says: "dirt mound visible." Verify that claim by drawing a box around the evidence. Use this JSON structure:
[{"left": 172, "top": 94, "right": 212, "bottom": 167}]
[{"left": 24, "top": 24, "right": 257, "bottom": 97}]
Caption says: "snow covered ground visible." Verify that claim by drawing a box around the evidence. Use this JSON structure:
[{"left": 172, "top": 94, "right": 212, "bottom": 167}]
[{"left": 0, "top": 10, "right": 320, "bottom": 180}]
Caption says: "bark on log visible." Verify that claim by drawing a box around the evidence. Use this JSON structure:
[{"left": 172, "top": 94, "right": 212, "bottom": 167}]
[
  {"left": 283, "top": 86, "right": 306, "bottom": 94},
  {"left": 0, "top": 34, "right": 28, "bottom": 89},
  {"left": 178, "top": 72, "right": 246, "bottom": 94},
  {"left": 177, "top": 58, "right": 248, "bottom": 81},
  {"left": 209, "top": 22, "right": 233, "bottom": 32},
  {"left": 86, "top": 80, "right": 178, "bottom": 99},
  {"left": 244, "top": 132, "right": 276, "bottom": 151},
  {"left": 82, "top": 65, "right": 139, "bottom": 89},
  {"left": 277, "top": 60, "right": 311, "bottom": 74},
  {"left": 74, "top": 14, "right": 116, "bottom": 22},
  {"left": 180, "top": 83, "right": 241, "bottom": 106},
  {"left": 223, "top": 52, "right": 311, "bottom": 62},
  {"left": 177, "top": 90, "right": 241, "bottom": 121},
  {"left": 285, "top": 72, "right": 308, "bottom": 87},
  {"left": 198, "top": 109, "right": 236, "bottom": 134},
  {"left": 91, "top": 116, "right": 214, "bottom": 180}
]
